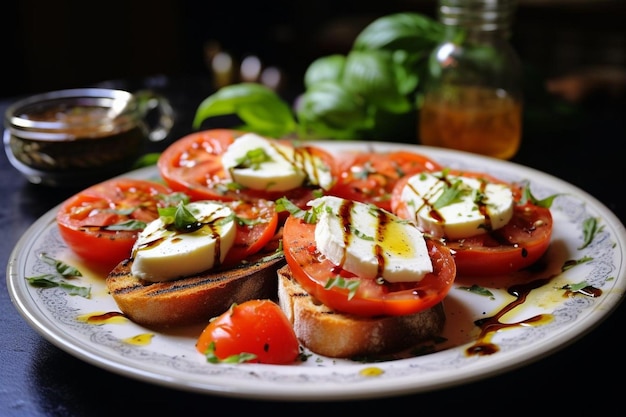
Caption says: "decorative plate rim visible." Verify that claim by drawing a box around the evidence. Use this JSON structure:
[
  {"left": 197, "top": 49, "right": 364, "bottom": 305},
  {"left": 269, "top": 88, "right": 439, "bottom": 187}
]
[{"left": 7, "top": 141, "right": 626, "bottom": 401}]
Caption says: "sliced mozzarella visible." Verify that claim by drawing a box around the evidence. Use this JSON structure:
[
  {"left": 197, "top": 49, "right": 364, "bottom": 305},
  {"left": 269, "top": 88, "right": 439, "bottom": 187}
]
[
  {"left": 131, "top": 201, "right": 236, "bottom": 282},
  {"left": 310, "top": 196, "right": 433, "bottom": 283},
  {"left": 399, "top": 172, "right": 514, "bottom": 240},
  {"left": 221, "top": 133, "right": 333, "bottom": 191}
]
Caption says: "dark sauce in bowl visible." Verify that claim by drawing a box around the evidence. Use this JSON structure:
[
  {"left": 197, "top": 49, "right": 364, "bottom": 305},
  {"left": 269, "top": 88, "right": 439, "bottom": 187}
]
[{"left": 4, "top": 89, "right": 151, "bottom": 187}]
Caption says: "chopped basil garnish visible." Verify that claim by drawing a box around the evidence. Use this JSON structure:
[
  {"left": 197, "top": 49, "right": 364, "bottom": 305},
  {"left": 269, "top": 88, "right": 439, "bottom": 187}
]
[
  {"left": 578, "top": 217, "right": 603, "bottom": 250},
  {"left": 203, "top": 341, "right": 257, "bottom": 364},
  {"left": 325, "top": 275, "right": 360, "bottom": 300},
  {"left": 519, "top": 184, "right": 560, "bottom": 209},
  {"left": 457, "top": 284, "right": 495, "bottom": 299},
  {"left": 104, "top": 219, "right": 147, "bottom": 231},
  {"left": 433, "top": 179, "right": 467, "bottom": 209},
  {"left": 275, "top": 197, "right": 319, "bottom": 224},
  {"left": 235, "top": 147, "right": 273, "bottom": 170},
  {"left": 158, "top": 201, "right": 201, "bottom": 232},
  {"left": 26, "top": 253, "right": 91, "bottom": 298}
]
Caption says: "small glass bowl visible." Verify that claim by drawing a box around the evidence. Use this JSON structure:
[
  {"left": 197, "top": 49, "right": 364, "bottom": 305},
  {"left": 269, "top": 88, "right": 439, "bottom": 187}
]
[{"left": 3, "top": 88, "right": 173, "bottom": 188}]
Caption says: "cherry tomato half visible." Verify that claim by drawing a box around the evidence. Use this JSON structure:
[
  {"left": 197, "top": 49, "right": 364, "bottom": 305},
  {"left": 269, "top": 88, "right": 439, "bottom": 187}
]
[
  {"left": 196, "top": 299, "right": 300, "bottom": 365},
  {"left": 328, "top": 151, "right": 442, "bottom": 212},
  {"left": 390, "top": 170, "right": 553, "bottom": 276},
  {"left": 56, "top": 178, "right": 176, "bottom": 269},
  {"left": 282, "top": 215, "right": 456, "bottom": 317},
  {"left": 157, "top": 129, "right": 339, "bottom": 209}
]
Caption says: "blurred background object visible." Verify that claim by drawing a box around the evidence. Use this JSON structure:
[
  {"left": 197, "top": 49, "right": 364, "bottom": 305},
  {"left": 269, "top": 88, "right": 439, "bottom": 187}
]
[
  {"left": 546, "top": 66, "right": 626, "bottom": 103},
  {"left": 2, "top": 0, "right": 623, "bottom": 98}
]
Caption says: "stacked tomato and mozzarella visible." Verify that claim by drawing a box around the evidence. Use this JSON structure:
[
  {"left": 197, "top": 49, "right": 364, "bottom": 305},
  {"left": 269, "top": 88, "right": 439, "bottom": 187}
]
[
  {"left": 308, "top": 171, "right": 514, "bottom": 283},
  {"left": 394, "top": 170, "right": 514, "bottom": 240},
  {"left": 131, "top": 133, "right": 336, "bottom": 282}
]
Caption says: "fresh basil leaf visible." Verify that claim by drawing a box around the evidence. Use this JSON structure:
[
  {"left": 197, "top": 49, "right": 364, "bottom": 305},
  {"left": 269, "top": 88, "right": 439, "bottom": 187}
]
[
  {"left": 58, "top": 282, "right": 92, "bottom": 298},
  {"left": 27, "top": 275, "right": 91, "bottom": 298},
  {"left": 104, "top": 219, "right": 147, "bottom": 231},
  {"left": 28, "top": 254, "right": 91, "bottom": 298},
  {"left": 26, "top": 274, "right": 63, "bottom": 287},
  {"left": 519, "top": 185, "right": 560, "bottom": 208},
  {"left": 433, "top": 179, "right": 466, "bottom": 209},
  {"left": 203, "top": 341, "right": 257, "bottom": 364},
  {"left": 234, "top": 147, "right": 273, "bottom": 169},
  {"left": 343, "top": 50, "right": 412, "bottom": 114},
  {"left": 39, "top": 252, "right": 82, "bottom": 277},
  {"left": 578, "top": 217, "right": 603, "bottom": 250},
  {"left": 174, "top": 202, "right": 201, "bottom": 232},
  {"left": 295, "top": 81, "right": 372, "bottom": 139},
  {"left": 193, "top": 83, "right": 296, "bottom": 138},
  {"left": 390, "top": 49, "right": 421, "bottom": 95},
  {"left": 458, "top": 284, "right": 495, "bottom": 299},
  {"left": 325, "top": 275, "right": 360, "bottom": 300},
  {"left": 236, "top": 100, "right": 295, "bottom": 135},
  {"left": 353, "top": 12, "right": 445, "bottom": 53},
  {"left": 304, "top": 54, "right": 346, "bottom": 88}
]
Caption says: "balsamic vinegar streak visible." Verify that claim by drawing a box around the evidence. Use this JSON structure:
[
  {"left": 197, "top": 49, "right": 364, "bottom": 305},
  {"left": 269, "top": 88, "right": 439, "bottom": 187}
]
[{"left": 466, "top": 273, "right": 602, "bottom": 356}]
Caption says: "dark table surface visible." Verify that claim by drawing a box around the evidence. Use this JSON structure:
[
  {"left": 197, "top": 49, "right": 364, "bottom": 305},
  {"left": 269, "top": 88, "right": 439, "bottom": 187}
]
[{"left": 2, "top": 74, "right": 625, "bottom": 416}]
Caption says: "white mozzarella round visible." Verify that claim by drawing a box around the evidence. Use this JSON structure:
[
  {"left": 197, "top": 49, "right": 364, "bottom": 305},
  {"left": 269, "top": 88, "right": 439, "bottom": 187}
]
[
  {"left": 310, "top": 196, "right": 433, "bottom": 283},
  {"left": 131, "top": 201, "right": 236, "bottom": 282},
  {"left": 399, "top": 172, "right": 514, "bottom": 240}
]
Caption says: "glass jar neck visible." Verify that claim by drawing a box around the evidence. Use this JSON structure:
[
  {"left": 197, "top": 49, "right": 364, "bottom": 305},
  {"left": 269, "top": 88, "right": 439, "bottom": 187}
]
[{"left": 438, "top": 0, "right": 516, "bottom": 39}]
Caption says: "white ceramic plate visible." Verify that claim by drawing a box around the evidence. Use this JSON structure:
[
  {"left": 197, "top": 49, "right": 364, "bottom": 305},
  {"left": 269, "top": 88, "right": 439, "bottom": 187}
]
[{"left": 7, "top": 141, "right": 626, "bottom": 401}]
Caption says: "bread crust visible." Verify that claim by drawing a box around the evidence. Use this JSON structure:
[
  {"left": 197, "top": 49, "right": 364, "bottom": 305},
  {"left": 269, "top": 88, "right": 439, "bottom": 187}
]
[
  {"left": 277, "top": 265, "right": 446, "bottom": 358},
  {"left": 106, "top": 251, "right": 285, "bottom": 328}
]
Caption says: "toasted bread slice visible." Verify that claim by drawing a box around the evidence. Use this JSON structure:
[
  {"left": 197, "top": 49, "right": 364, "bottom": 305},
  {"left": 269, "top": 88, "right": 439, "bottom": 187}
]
[
  {"left": 277, "top": 265, "right": 446, "bottom": 358},
  {"left": 106, "top": 250, "right": 285, "bottom": 328}
]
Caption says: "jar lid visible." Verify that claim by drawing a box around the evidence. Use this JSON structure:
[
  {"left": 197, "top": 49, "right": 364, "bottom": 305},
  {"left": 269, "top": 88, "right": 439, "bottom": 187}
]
[{"left": 438, "top": 0, "right": 517, "bottom": 32}]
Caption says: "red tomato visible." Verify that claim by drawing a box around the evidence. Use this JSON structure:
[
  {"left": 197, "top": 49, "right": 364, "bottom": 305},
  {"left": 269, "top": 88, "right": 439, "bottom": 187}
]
[
  {"left": 328, "top": 151, "right": 442, "bottom": 212},
  {"left": 196, "top": 299, "right": 300, "bottom": 365},
  {"left": 282, "top": 215, "right": 456, "bottom": 317},
  {"left": 56, "top": 178, "right": 176, "bottom": 269},
  {"left": 390, "top": 170, "right": 553, "bottom": 276},
  {"left": 157, "top": 129, "right": 339, "bottom": 209},
  {"left": 222, "top": 199, "right": 279, "bottom": 266}
]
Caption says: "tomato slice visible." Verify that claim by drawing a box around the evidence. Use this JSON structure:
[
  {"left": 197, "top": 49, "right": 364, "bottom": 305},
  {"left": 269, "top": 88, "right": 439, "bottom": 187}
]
[
  {"left": 196, "top": 299, "right": 300, "bottom": 365},
  {"left": 390, "top": 170, "right": 553, "bottom": 276},
  {"left": 221, "top": 199, "right": 279, "bottom": 266},
  {"left": 328, "top": 151, "right": 442, "bottom": 212},
  {"left": 282, "top": 215, "right": 456, "bottom": 317},
  {"left": 56, "top": 178, "right": 176, "bottom": 269},
  {"left": 157, "top": 129, "right": 339, "bottom": 209}
]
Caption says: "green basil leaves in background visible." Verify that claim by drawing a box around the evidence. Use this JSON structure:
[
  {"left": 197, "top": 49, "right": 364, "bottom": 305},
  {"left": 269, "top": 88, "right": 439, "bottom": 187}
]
[
  {"left": 193, "top": 12, "right": 446, "bottom": 141},
  {"left": 193, "top": 83, "right": 297, "bottom": 138}
]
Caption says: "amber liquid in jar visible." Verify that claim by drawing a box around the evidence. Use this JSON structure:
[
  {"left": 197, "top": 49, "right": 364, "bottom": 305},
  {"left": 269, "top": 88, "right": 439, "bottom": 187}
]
[{"left": 419, "top": 86, "right": 522, "bottom": 160}]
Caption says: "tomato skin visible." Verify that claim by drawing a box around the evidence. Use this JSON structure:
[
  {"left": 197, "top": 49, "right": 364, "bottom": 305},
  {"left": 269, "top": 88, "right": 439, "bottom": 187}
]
[
  {"left": 158, "top": 129, "right": 339, "bottom": 209},
  {"left": 56, "top": 178, "right": 174, "bottom": 269},
  {"left": 196, "top": 299, "right": 300, "bottom": 365},
  {"left": 282, "top": 215, "right": 456, "bottom": 317},
  {"left": 390, "top": 171, "right": 553, "bottom": 276},
  {"left": 158, "top": 129, "right": 240, "bottom": 201},
  {"left": 444, "top": 203, "right": 553, "bottom": 276},
  {"left": 56, "top": 176, "right": 279, "bottom": 270},
  {"left": 222, "top": 199, "right": 279, "bottom": 266},
  {"left": 328, "top": 151, "right": 442, "bottom": 211}
]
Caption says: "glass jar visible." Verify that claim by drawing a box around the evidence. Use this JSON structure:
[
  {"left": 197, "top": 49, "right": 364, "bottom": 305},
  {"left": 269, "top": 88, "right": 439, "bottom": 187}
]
[{"left": 418, "top": 0, "right": 523, "bottom": 159}]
